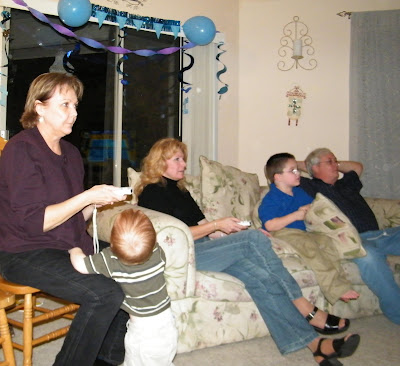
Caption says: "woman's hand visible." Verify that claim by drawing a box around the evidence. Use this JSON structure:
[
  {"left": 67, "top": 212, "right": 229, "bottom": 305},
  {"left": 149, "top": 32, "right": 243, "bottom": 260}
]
[
  {"left": 216, "top": 217, "right": 249, "bottom": 235},
  {"left": 86, "top": 185, "right": 130, "bottom": 207},
  {"left": 44, "top": 185, "right": 130, "bottom": 232}
]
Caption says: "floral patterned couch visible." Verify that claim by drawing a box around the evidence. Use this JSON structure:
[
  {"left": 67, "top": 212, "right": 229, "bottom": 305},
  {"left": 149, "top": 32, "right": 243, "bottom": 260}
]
[{"left": 91, "top": 156, "right": 400, "bottom": 354}]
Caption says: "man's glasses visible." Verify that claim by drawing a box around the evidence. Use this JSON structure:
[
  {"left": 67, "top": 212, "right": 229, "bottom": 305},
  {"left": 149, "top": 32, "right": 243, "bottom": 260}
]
[{"left": 318, "top": 159, "right": 340, "bottom": 166}]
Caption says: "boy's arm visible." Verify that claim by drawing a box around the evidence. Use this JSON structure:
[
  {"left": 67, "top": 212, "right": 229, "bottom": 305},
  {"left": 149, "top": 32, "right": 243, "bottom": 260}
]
[
  {"left": 264, "top": 205, "right": 310, "bottom": 232},
  {"left": 69, "top": 247, "right": 90, "bottom": 274}
]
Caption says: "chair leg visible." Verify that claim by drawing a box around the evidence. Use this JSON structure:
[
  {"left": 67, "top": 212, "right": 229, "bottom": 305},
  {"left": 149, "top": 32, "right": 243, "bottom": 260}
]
[
  {"left": 0, "top": 307, "right": 15, "bottom": 366},
  {"left": 23, "top": 294, "right": 33, "bottom": 366}
]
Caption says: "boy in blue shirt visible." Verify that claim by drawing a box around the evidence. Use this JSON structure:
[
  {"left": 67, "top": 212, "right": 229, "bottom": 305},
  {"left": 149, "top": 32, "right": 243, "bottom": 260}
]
[{"left": 259, "top": 153, "right": 359, "bottom": 304}]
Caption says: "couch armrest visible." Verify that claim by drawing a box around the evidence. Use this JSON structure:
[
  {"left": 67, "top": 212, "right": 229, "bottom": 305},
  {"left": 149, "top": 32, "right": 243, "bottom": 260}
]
[
  {"left": 87, "top": 203, "right": 196, "bottom": 299},
  {"left": 364, "top": 197, "right": 400, "bottom": 229}
]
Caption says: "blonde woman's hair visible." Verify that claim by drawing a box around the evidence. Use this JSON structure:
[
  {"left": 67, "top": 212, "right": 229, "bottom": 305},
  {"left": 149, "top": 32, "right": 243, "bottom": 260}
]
[
  {"left": 305, "top": 148, "right": 332, "bottom": 177},
  {"left": 110, "top": 209, "right": 156, "bottom": 265},
  {"left": 134, "top": 137, "right": 188, "bottom": 197},
  {"left": 20, "top": 72, "right": 84, "bottom": 129}
]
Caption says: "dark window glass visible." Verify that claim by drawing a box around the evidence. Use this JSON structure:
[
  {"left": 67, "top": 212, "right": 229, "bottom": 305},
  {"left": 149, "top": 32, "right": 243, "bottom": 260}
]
[{"left": 6, "top": 9, "right": 181, "bottom": 188}]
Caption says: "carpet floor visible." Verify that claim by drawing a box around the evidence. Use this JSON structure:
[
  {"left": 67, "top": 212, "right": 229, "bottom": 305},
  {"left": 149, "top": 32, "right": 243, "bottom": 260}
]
[{"left": 9, "top": 309, "right": 400, "bottom": 366}]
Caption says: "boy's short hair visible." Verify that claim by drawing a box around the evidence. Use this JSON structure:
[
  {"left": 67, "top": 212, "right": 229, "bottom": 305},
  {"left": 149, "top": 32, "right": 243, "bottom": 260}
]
[
  {"left": 265, "top": 153, "right": 295, "bottom": 183},
  {"left": 110, "top": 209, "right": 156, "bottom": 266}
]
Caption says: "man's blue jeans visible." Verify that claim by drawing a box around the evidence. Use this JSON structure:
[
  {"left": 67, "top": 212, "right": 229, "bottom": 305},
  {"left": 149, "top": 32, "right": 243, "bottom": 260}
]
[
  {"left": 195, "top": 229, "right": 318, "bottom": 355},
  {"left": 354, "top": 226, "right": 400, "bottom": 324},
  {"left": 0, "top": 242, "right": 129, "bottom": 365}
]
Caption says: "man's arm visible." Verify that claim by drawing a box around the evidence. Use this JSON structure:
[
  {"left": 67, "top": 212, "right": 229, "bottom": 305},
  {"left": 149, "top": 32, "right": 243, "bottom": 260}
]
[
  {"left": 69, "top": 247, "right": 89, "bottom": 274},
  {"left": 338, "top": 161, "right": 363, "bottom": 177},
  {"left": 297, "top": 161, "right": 307, "bottom": 173},
  {"left": 297, "top": 160, "right": 363, "bottom": 177}
]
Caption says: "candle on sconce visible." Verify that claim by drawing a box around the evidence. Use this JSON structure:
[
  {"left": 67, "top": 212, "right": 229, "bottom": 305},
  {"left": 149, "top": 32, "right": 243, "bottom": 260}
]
[{"left": 292, "top": 39, "right": 303, "bottom": 59}]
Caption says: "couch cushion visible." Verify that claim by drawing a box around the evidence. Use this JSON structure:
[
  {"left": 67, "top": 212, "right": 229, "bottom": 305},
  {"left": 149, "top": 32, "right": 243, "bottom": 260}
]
[
  {"left": 365, "top": 197, "right": 400, "bottom": 229},
  {"left": 305, "top": 193, "right": 366, "bottom": 259},
  {"left": 184, "top": 175, "right": 202, "bottom": 209},
  {"left": 199, "top": 156, "right": 260, "bottom": 223}
]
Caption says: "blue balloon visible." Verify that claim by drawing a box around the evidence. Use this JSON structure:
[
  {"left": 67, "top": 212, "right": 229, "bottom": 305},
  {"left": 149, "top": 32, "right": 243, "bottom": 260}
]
[
  {"left": 183, "top": 16, "right": 216, "bottom": 46},
  {"left": 58, "top": 0, "right": 92, "bottom": 28}
]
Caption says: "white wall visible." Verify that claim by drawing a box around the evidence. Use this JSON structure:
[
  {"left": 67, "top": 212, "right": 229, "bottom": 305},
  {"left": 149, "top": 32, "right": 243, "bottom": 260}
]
[{"left": 238, "top": 0, "right": 400, "bottom": 185}]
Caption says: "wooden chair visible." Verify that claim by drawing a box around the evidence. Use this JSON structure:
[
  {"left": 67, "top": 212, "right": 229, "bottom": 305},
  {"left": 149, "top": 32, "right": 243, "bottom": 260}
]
[
  {"left": 0, "top": 137, "right": 6, "bottom": 157},
  {"left": 0, "top": 278, "right": 79, "bottom": 366},
  {"left": 0, "top": 290, "right": 16, "bottom": 366}
]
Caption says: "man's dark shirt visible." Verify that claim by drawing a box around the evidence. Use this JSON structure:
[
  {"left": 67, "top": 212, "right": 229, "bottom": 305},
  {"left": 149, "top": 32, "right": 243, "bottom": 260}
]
[{"left": 300, "top": 171, "right": 379, "bottom": 233}]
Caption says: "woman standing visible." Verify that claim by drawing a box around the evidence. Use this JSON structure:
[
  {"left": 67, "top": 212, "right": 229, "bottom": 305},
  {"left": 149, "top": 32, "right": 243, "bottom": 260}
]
[
  {"left": 0, "top": 73, "right": 129, "bottom": 366},
  {"left": 136, "top": 138, "right": 361, "bottom": 366}
]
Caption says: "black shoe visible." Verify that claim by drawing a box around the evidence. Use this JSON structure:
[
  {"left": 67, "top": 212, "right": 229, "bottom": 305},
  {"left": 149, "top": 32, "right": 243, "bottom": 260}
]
[
  {"left": 306, "top": 306, "right": 350, "bottom": 335},
  {"left": 313, "top": 334, "right": 361, "bottom": 365}
]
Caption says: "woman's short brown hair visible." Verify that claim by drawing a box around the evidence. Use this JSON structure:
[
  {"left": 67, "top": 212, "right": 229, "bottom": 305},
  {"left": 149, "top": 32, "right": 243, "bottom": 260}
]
[
  {"left": 20, "top": 72, "right": 84, "bottom": 129},
  {"left": 110, "top": 209, "right": 156, "bottom": 265}
]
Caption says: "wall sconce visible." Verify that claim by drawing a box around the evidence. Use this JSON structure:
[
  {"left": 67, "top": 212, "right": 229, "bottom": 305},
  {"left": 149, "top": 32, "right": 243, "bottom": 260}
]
[{"left": 278, "top": 16, "right": 317, "bottom": 71}]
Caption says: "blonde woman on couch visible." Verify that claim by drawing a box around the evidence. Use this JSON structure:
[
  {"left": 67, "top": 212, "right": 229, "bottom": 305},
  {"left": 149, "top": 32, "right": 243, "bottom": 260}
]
[{"left": 135, "top": 138, "right": 361, "bottom": 366}]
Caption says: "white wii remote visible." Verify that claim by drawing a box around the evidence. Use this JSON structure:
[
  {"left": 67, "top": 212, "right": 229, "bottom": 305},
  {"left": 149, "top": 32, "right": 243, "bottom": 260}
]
[{"left": 118, "top": 187, "right": 133, "bottom": 195}]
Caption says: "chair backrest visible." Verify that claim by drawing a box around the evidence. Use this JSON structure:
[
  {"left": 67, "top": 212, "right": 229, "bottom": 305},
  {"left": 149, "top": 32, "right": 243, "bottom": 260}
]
[{"left": 0, "top": 136, "right": 7, "bottom": 156}]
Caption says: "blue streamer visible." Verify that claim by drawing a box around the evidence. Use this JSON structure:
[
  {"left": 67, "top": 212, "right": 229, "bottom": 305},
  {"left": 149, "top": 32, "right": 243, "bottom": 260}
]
[
  {"left": 63, "top": 43, "right": 80, "bottom": 74},
  {"left": 216, "top": 42, "right": 228, "bottom": 97},
  {"left": 117, "top": 55, "right": 129, "bottom": 85}
]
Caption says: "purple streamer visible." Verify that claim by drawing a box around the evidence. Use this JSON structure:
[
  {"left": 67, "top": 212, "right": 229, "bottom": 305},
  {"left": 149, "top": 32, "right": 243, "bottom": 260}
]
[
  {"left": 13, "top": 0, "right": 197, "bottom": 57},
  {"left": 12, "top": 0, "right": 27, "bottom": 6}
]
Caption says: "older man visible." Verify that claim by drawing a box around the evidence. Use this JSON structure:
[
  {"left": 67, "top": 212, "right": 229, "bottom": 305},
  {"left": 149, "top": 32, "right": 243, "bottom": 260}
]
[{"left": 298, "top": 148, "right": 400, "bottom": 325}]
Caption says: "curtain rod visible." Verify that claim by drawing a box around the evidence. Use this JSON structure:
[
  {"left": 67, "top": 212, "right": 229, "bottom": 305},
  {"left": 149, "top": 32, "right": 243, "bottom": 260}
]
[{"left": 337, "top": 11, "right": 352, "bottom": 19}]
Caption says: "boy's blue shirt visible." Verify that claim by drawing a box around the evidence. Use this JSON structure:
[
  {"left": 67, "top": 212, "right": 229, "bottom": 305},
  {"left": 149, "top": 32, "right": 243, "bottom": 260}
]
[{"left": 258, "top": 183, "right": 313, "bottom": 230}]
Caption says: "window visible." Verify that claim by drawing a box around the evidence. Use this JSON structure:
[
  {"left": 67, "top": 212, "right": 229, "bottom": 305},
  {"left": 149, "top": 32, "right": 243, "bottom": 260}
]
[
  {"left": 1, "top": 5, "right": 220, "bottom": 183},
  {"left": 5, "top": 9, "right": 181, "bottom": 188}
]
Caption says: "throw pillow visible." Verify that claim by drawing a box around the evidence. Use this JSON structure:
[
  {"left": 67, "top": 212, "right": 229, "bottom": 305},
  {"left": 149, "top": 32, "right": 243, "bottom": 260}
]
[
  {"left": 199, "top": 156, "right": 260, "bottom": 223},
  {"left": 127, "top": 167, "right": 141, "bottom": 204},
  {"left": 184, "top": 174, "right": 202, "bottom": 209},
  {"left": 305, "top": 193, "right": 366, "bottom": 259}
]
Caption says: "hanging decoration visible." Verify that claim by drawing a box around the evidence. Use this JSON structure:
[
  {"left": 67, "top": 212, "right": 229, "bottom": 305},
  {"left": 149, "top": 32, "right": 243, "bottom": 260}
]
[
  {"left": 11, "top": 0, "right": 195, "bottom": 56},
  {"left": 10, "top": 0, "right": 226, "bottom": 97},
  {"left": 0, "top": 11, "right": 10, "bottom": 76},
  {"left": 0, "top": 11, "right": 10, "bottom": 107},
  {"left": 93, "top": 5, "right": 181, "bottom": 37},
  {"left": 216, "top": 42, "right": 228, "bottom": 97},
  {"left": 278, "top": 16, "right": 317, "bottom": 71},
  {"left": 115, "top": 29, "right": 129, "bottom": 85},
  {"left": 117, "top": 55, "right": 129, "bottom": 85},
  {"left": 58, "top": 0, "right": 92, "bottom": 28},
  {"left": 178, "top": 45, "right": 194, "bottom": 93},
  {"left": 182, "top": 16, "right": 216, "bottom": 46},
  {"left": 62, "top": 43, "right": 81, "bottom": 74},
  {"left": 286, "top": 86, "right": 306, "bottom": 126}
]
